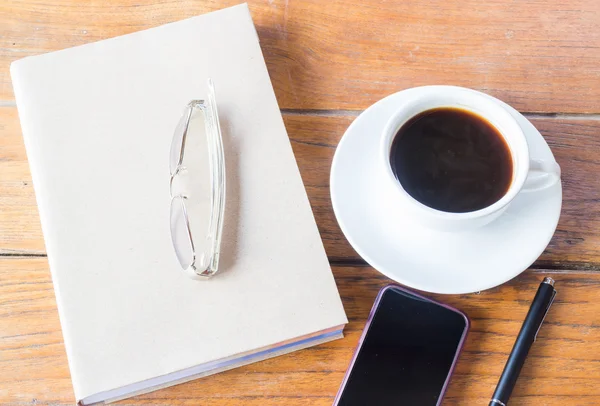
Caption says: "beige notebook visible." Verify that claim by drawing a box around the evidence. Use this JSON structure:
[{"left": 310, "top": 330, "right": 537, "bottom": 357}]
[{"left": 11, "top": 4, "right": 347, "bottom": 404}]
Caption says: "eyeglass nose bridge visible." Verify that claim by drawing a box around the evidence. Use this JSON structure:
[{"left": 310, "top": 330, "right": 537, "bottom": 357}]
[{"left": 169, "top": 165, "right": 188, "bottom": 199}]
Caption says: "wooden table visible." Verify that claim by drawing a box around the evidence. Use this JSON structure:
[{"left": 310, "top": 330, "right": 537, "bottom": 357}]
[{"left": 1, "top": 1, "right": 599, "bottom": 405}]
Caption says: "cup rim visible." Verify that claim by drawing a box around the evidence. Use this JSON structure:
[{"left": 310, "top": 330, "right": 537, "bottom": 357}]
[{"left": 380, "top": 87, "right": 529, "bottom": 221}]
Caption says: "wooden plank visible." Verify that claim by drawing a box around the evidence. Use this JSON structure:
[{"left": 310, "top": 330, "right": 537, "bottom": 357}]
[
  {"left": 2, "top": 107, "right": 599, "bottom": 267},
  {"left": 0, "top": 108, "right": 43, "bottom": 254},
  {"left": 2, "top": 0, "right": 600, "bottom": 112},
  {"left": 289, "top": 114, "right": 600, "bottom": 268},
  {"left": 1, "top": 258, "right": 599, "bottom": 405}
]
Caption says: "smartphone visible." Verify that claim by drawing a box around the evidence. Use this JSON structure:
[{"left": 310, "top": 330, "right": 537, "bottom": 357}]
[{"left": 333, "top": 285, "right": 470, "bottom": 406}]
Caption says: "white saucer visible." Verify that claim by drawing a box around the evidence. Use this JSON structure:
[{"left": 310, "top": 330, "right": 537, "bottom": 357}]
[{"left": 330, "top": 86, "right": 562, "bottom": 294}]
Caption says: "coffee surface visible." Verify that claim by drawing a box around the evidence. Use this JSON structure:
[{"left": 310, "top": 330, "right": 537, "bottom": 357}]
[{"left": 390, "top": 108, "right": 513, "bottom": 213}]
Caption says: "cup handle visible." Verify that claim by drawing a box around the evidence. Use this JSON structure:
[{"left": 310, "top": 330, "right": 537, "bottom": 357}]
[{"left": 522, "top": 159, "right": 561, "bottom": 192}]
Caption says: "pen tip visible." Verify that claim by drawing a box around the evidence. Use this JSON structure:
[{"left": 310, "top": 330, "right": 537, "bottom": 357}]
[{"left": 543, "top": 277, "right": 555, "bottom": 286}]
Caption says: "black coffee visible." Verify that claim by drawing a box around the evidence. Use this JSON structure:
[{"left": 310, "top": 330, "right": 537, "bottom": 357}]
[{"left": 390, "top": 107, "right": 513, "bottom": 213}]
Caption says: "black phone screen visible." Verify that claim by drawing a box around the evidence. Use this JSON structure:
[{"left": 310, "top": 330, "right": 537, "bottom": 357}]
[{"left": 337, "top": 286, "right": 468, "bottom": 406}]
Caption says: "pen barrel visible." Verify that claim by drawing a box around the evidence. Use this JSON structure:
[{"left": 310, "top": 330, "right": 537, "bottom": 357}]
[{"left": 490, "top": 281, "right": 555, "bottom": 405}]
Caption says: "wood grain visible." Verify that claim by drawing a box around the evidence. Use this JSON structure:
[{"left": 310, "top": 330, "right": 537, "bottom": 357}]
[
  {"left": 0, "top": 108, "right": 43, "bottom": 255},
  {"left": 2, "top": 107, "right": 599, "bottom": 268},
  {"left": 2, "top": 0, "right": 600, "bottom": 112},
  {"left": 2, "top": 258, "right": 599, "bottom": 405}
]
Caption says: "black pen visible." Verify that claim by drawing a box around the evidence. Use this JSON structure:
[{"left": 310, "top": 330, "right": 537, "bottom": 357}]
[{"left": 489, "top": 277, "right": 557, "bottom": 406}]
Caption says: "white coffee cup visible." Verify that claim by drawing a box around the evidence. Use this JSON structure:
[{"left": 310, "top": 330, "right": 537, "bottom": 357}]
[{"left": 379, "top": 86, "right": 561, "bottom": 231}]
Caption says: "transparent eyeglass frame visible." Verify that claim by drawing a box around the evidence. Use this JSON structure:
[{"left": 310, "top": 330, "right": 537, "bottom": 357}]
[{"left": 169, "top": 79, "right": 226, "bottom": 279}]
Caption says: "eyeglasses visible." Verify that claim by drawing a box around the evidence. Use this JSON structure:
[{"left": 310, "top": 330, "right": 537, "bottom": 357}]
[{"left": 169, "top": 79, "right": 226, "bottom": 278}]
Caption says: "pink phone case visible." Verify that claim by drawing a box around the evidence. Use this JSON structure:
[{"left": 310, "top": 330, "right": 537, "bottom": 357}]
[{"left": 332, "top": 284, "right": 470, "bottom": 406}]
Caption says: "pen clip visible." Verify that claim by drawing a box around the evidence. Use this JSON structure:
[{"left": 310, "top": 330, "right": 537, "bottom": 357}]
[{"left": 534, "top": 288, "right": 557, "bottom": 341}]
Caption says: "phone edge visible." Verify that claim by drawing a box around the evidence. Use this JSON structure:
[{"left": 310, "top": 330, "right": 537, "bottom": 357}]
[{"left": 331, "top": 284, "right": 471, "bottom": 406}]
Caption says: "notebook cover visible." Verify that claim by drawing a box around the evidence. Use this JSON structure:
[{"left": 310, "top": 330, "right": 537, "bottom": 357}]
[{"left": 11, "top": 3, "right": 347, "bottom": 402}]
